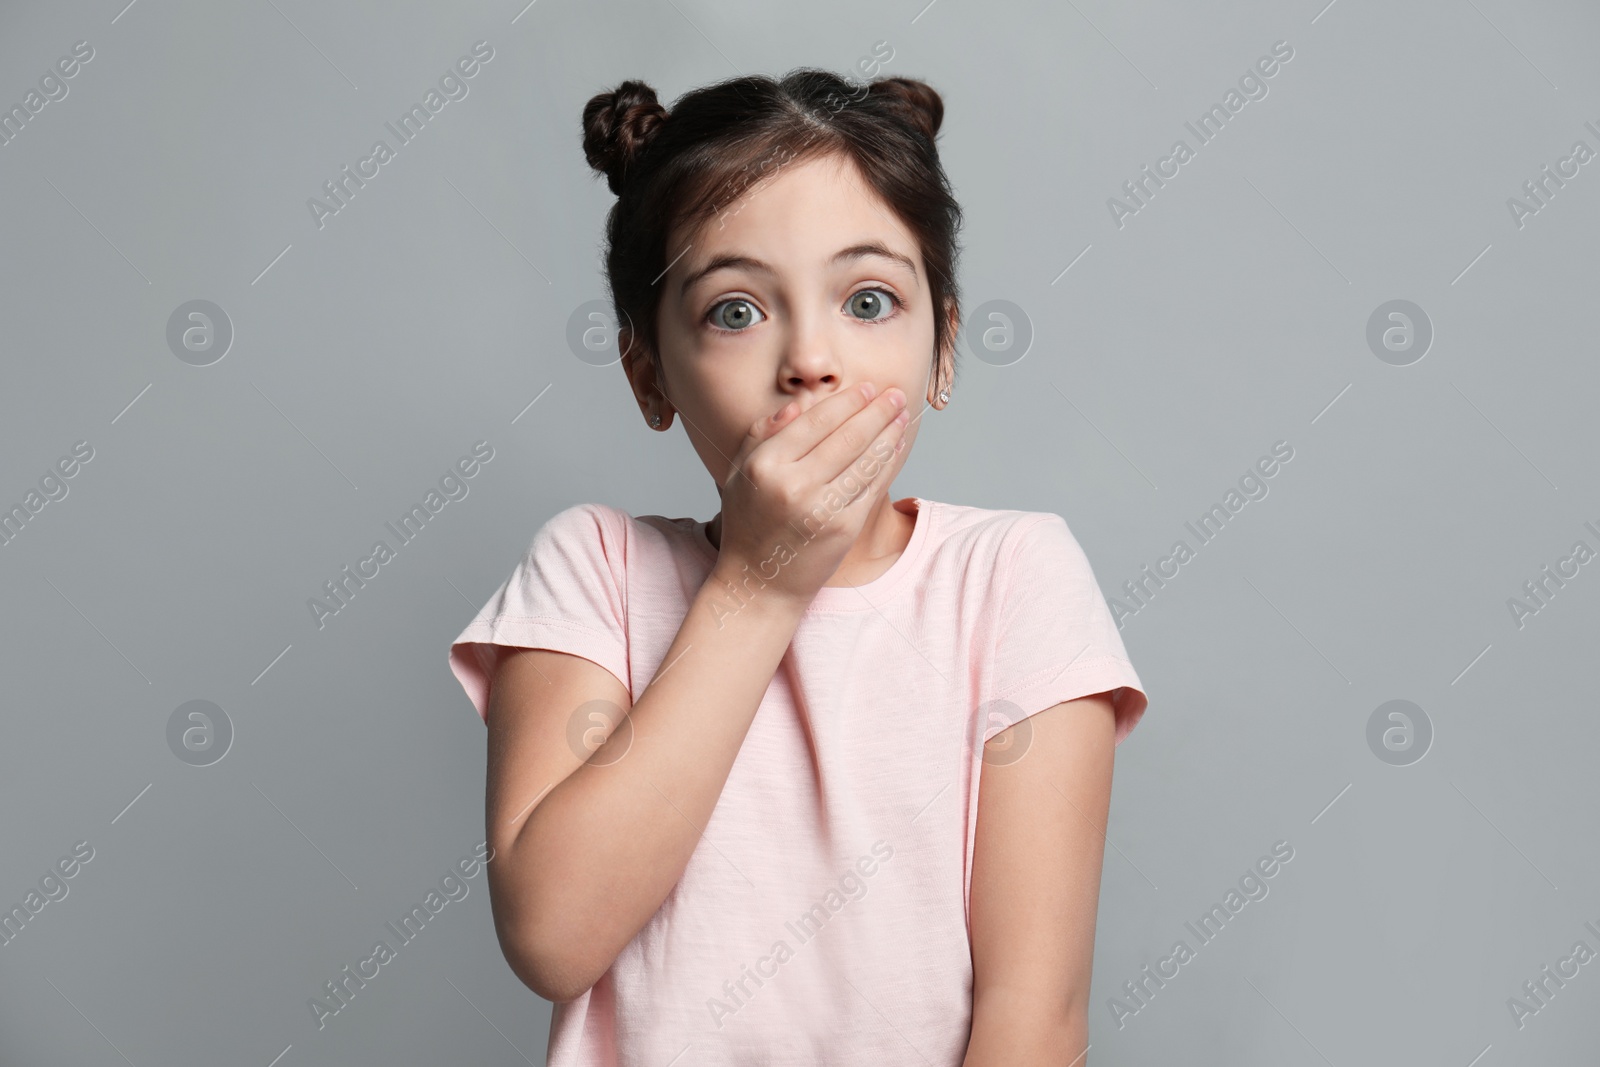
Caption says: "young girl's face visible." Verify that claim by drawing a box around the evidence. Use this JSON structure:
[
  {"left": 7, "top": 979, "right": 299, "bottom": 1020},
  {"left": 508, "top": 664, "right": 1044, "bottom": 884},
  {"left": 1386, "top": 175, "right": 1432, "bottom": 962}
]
[{"left": 639, "top": 151, "right": 952, "bottom": 491}]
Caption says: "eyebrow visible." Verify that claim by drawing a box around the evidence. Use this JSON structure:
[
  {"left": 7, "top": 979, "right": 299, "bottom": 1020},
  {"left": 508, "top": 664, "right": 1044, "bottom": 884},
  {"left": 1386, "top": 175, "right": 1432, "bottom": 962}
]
[{"left": 676, "top": 242, "right": 918, "bottom": 299}]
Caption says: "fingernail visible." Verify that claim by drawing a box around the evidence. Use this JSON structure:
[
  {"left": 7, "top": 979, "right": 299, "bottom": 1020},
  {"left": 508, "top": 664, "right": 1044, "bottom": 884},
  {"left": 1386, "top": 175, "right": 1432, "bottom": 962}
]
[
  {"left": 889, "top": 389, "right": 907, "bottom": 409},
  {"left": 860, "top": 382, "right": 877, "bottom": 400}
]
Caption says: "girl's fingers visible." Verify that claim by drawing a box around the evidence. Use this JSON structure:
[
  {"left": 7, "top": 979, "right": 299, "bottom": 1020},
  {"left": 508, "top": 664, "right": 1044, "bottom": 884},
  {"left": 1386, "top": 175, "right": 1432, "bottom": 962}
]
[
  {"left": 761, "top": 385, "right": 879, "bottom": 465},
  {"left": 830, "top": 406, "right": 909, "bottom": 506},
  {"left": 743, "top": 400, "right": 794, "bottom": 454},
  {"left": 807, "top": 387, "right": 906, "bottom": 488}
]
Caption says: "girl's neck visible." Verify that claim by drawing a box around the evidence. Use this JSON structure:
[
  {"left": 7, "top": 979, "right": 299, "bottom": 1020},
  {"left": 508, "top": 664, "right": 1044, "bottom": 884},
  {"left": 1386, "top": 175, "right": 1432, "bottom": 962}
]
[{"left": 706, "top": 493, "right": 916, "bottom": 588}]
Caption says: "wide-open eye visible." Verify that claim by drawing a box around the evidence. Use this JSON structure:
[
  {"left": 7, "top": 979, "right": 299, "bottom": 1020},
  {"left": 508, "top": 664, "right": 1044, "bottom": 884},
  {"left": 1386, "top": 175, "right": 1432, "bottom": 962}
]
[
  {"left": 847, "top": 288, "right": 898, "bottom": 323},
  {"left": 708, "top": 298, "right": 765, "bottom": 332}
]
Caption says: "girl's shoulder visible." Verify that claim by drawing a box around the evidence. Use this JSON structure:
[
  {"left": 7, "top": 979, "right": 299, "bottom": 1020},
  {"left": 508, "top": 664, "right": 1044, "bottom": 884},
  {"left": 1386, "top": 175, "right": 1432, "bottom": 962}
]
[
  {"left": 922, "top": 498, "right": 1085, "bottom": 566},
  {"left": 526, "top": 500, "right": 712, "bottom": 568}
]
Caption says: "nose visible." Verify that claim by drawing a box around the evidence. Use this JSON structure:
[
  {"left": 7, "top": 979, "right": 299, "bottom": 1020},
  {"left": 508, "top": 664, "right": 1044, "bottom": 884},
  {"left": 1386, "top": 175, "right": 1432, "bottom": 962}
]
[{"left": 778, "top": 315, "right": 846, "bottom": 412}]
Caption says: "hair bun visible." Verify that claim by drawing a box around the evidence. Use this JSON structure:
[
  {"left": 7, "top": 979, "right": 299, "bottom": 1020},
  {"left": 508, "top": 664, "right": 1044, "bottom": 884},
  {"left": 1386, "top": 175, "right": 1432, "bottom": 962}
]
[
  {"left": 866, "top": 76, "right": 944, "bottom": 144},
  {"left": 582, "top": 80, "right": 669, "bottom": 196}
]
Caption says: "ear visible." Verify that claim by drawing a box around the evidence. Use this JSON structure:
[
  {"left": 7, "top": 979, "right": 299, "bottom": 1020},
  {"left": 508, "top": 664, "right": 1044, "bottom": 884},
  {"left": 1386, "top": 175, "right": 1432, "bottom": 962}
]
[
  {"left": 927, "top": 297, "right": 960, "bottom": 408},
  {"left": 619, "top": 326, "right": 672, "bottom": 430}
]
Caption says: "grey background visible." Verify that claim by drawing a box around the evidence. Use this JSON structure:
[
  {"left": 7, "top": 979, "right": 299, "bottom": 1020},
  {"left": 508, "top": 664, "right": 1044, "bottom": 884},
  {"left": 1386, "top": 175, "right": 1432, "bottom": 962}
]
[{"left": 2, "top": 0, "right": 1597, "bottom": 1063}]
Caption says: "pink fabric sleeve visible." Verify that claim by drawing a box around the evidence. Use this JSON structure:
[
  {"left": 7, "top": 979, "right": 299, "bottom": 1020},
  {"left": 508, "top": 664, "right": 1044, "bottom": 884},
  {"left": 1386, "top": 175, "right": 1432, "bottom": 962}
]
[
  {"left": 983, "top": 512, "right": 1149, "bottom": 747},
  {"left": 447, "top": 503, "right": 630, "bottom": 723}
]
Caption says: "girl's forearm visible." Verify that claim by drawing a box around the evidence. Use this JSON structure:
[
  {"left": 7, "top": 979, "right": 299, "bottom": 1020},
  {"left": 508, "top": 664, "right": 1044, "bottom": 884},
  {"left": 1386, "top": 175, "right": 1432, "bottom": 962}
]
[
  {"left": 962, "top": 997, "right": 1088, "bottom": 1067},
  {"left": 505, "top": 563, "right": 810, "bottom": 1001}
]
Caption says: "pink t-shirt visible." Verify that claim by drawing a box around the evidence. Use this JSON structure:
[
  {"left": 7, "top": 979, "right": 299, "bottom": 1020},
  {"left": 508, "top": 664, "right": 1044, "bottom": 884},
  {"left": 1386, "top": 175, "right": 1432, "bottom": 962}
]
[{"left": 448, "top": 495, "right": 1148, "bottom": 1066}]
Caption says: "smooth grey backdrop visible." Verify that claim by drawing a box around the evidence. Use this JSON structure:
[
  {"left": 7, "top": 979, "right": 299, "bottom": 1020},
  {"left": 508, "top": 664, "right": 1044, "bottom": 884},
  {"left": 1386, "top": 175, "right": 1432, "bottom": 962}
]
[{"left": 2, "top": 0, "right": 1598, "bottom": 1063}]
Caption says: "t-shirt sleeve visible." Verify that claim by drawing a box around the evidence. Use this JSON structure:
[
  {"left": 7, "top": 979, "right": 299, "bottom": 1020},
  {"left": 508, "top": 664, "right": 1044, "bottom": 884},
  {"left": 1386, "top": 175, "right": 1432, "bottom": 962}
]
[
  {"left": 983, "top": 512, "right": 1149, "bottom": 747},
  {"left": 447, "top": 503, "right": 630, "bottom": 724}
]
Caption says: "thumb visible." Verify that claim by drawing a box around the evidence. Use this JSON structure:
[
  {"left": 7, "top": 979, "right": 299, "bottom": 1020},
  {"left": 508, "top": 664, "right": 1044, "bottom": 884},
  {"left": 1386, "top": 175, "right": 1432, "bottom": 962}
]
[{"left": 748, "top": 400, "right": 795, "bottom": 446}]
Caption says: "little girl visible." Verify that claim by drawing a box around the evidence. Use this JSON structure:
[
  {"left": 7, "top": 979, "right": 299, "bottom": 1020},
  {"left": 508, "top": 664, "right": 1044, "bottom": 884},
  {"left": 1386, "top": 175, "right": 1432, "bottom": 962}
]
[{"left": 449, "top": 67, "right": 1148, "bottom": 1066}]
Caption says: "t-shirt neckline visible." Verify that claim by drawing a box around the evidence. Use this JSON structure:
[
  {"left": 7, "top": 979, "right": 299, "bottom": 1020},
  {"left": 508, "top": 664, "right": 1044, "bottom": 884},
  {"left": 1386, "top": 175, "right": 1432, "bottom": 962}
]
[{"left": 686, "top": 496, "right": 933, "bottom": 612}]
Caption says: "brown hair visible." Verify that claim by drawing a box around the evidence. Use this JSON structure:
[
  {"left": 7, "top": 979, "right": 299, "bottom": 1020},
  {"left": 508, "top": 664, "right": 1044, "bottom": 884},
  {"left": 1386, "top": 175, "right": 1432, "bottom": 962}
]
[{"left": 580, "top": 67, "right": 964, "bottom": 401}]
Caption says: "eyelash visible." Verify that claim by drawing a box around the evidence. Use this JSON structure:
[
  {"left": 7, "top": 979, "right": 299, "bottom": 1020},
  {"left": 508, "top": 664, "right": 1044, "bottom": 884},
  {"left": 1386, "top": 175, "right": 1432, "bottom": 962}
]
[{"left": 703, "top": 287, "right": 904, "bottom": 335}]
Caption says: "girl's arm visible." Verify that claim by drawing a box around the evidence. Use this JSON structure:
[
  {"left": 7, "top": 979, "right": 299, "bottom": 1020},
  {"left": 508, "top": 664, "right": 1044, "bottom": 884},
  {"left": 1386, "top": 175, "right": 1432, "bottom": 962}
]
[
  {"left": 483, "top": 561, "right": 812, "bottom": 1003},
  {"left": 962, "top": 691, "right": 1120, "bottom": 1067}
]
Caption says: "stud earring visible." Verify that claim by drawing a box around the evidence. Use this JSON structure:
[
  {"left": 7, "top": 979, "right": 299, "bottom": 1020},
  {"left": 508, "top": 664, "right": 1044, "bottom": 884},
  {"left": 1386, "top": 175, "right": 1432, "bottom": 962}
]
[
  {"left": 938, "top": 388, "right": 950, "bottom": 404},
  {"left": 649, "top": 412, "right": 662, "bottom": 428}
]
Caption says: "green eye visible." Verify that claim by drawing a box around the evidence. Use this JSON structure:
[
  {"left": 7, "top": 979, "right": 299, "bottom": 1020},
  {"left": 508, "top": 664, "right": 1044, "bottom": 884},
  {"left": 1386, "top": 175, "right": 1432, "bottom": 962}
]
[
  {"left": 848, "top": 289, "right": 898, "bottom": 322},
  {"left": 708, "top": 299, "right": 764, "bottom": 332}
]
